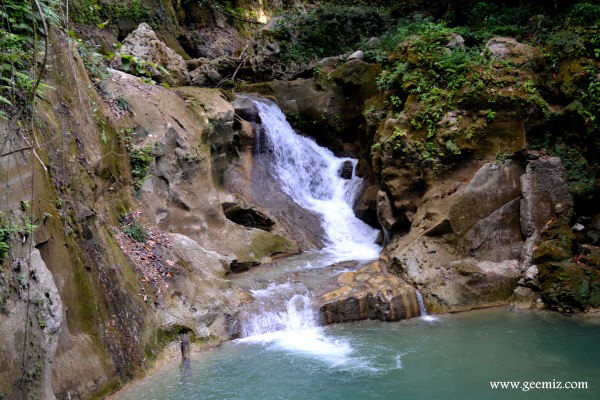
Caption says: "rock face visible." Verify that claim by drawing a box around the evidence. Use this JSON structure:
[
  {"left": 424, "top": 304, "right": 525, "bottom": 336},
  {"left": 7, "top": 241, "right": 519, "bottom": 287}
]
[
  {"left": 318, "top": 260, "right": 420, "bottom": 323},
  {"left": 222, "top": 95, "right": 328, "bottom": 250},
  {"left": 383, "top": 155, "right": 588, "bottom": 313},
  {"left": 105, "top": 71, "right": 300, "bottom": 266},
  {"left": 156, "top": 234, "right": 244, "bottom": 338},
  {"left": 0, "top": 250, "right": 63, "bottom": 400},
  {"left": 485, "top": 37, "right": 545, "bottom": 69},
  {"left": 387, "top": 160, "right": 527, "bottom": 312},
  {"left": 120, "top": 23, "right": 189, "bottom": 86},
  {"left": 520, "top": 157, "right": 574, "bottom": 268}
]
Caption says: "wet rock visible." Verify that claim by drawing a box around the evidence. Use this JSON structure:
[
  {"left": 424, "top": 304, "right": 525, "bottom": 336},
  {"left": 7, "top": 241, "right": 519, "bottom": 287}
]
[
  {"left": 513, "top": 286, "right": 543, "bottom": 309},
  {"left": 119, "top": 23, "right": 189, "bottom": 86},
  {"left": 376, "top": 190, "right": 397, "bottom": 235},
  {"left": 337, "top": 160, "right": 353, "bottom": 179},
  {"left": 233, "top": 96, "right": 261, "bottom": 123},
  {"left": 240, "top": 60, "right": 381, "bottom": 149},
  {"left": 353, "top": 184, "right": 380, "bottom": 229},
  {"left": 317, "top": 261, "right": 420, "bottom": 323},
  {"left": 163, "top": 233, "right": 245, "bottom": 339}
]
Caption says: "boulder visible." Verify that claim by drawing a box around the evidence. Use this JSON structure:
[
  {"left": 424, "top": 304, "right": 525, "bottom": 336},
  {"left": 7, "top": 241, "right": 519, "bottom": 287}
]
[
  {"left": 446, "top": 33, "right": 465, "bottom": 49},
  {"left": 513, "top": 286, "right": 543, "bottom": 309},
  {"left": 347, "top": 50, "right": 364, "bottom": 60},
  {"left": 337, "top": 160, "right": 353, "bottom": 179},
  {"left": 233, "top": 96, "right": 261, "bottom": 123},
  {"left": 353, "top": 183, "right": 380, "bottom": 229},
  {"left": 189, "top": 62, "right": 222, "bottom": 87},
  {"left": 317, "top": 260, "right": 420, "bottom": 323},
  {"left": 120, "top": 23, "right": 189, "bottom": 86},
  {"left": 485, "top": 37, "right": 545, "bottom": 70},
  {"left": 387, "top": 161, "right": 525, "bottom": 312}
]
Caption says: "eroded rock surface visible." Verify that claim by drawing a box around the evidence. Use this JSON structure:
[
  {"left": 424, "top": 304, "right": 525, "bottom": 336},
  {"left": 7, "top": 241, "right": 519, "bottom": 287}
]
[
  {"left": 119, "top": 23, "right": 189, "bottom": 86},
  {"left": 318, "top": 260, "right": 419, "bottom": 323}
]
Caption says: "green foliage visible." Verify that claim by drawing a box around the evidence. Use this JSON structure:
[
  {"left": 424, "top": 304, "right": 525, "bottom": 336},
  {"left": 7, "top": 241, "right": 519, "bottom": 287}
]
[
  {"left": 120, "top": 54, "right": 170, "bottom": 84},
  {"left": 111, "top": 0, "right": 149, "bottom": 22},
  {"left": 119, "top": 211, "right": 149, "bottom": 242},
  {"left": 116, "top": 95, "right": 132, "bottom": 113},
  {"left": 71, "top": 0, "right": 150, "bottom": 25},
  {"left": 0, "top": 217, "right": 10, "bottom": 264},
  {"left": 0, "top": 0, "right": 61, "bottom": 118},
  {"left": 552, "top": 143, "right": 596, "bottom": 201},
  {"left": 122, "top": 222, "right": 149, "bottom": 242},
  {"left": 130, "top": 144, "right": 154, "bottom": 194},
  {"left": 576, "top": 67, "right": 600, "bottom": 133},
  {"left": 461, "top": 1, "right": 546, "bottom": 43},
  {"left": 276, "top": 5, "right": 387, "bottom": 62},
  {"left": 0, "top": 212, "right": 39, "bottom": 264}
]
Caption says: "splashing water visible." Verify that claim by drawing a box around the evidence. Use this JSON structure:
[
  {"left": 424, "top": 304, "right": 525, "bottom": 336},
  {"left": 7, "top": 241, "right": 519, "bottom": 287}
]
[
  {"left": 239, "top": 294, "right": 353, "bottom": 366},
  {"left": 252, "top": 99, "right": 381, "bottom": 261},
  {"left": 237, "top": 99, "right": 386, "bottom": 367},
  {"left": 415, "top": 289, "right": 438, "bottom": 322}
]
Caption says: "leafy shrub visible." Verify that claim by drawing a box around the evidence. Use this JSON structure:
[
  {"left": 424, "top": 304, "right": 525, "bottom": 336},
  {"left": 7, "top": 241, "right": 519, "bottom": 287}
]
[
  {"left": 276, "top": 5, "right": 387, "bottom": 62},
  {"left": 119, "top": 211, "right": 149, "bottom": 242},
  {"left": 0, "top": 0, "right": 61, "bottom": 118},
  {"left": 130, "top": 144, "right": 154, "bottom": 194},
  {"left": 122, "top": 222, "right": 149, "bottom": 242},
  {"left": 0, "top": 222, "right": 9, "bottom": 264}
]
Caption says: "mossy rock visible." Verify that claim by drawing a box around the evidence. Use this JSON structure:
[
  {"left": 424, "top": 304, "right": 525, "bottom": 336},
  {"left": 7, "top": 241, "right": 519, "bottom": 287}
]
[
  {"left": 532, "top": 217, "right": 576, "bottom": 264},
  {"left": 555, "top": 58, "right": 587, "bottom": 100},
  {"left": 248, "top": 230, "right": 300, "bottom": 261},
  {"left": 538, "top": 261, "right": 600, "bottom": 311}
]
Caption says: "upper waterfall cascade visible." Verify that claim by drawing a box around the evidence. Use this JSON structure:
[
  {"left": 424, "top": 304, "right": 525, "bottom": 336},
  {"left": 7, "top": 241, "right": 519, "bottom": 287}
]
[{"left": 252, "top": 98, "right": 381, "bottom": 260}]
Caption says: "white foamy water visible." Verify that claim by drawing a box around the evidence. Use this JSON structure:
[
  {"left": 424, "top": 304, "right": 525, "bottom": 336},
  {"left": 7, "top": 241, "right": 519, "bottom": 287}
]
[
  {"left": 237, "top": 99, "right": 386, "bottom": 368},
  {"left": 415, "top": 289, "right": 438, "bottom": 322},
  {"left": 239, "top": 294, "right": 354, "bottom": 366},
  {"left": 252, "top": 99, "right": 381, "bottom": 261}
]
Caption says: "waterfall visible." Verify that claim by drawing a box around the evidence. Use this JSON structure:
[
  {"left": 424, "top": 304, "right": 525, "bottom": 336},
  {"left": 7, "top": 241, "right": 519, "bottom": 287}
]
[
  {"left": 415, "top": 288, "right": 437, "bottom": 321},
  {"left": 251, "top": 98, "right": 381, "bottom": 261},
  {"left": 236, "top": 98, "right": 385, "bottom": 363},
  {"left": 239, "top": 285, "right": 353, "bottom": 366}
]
